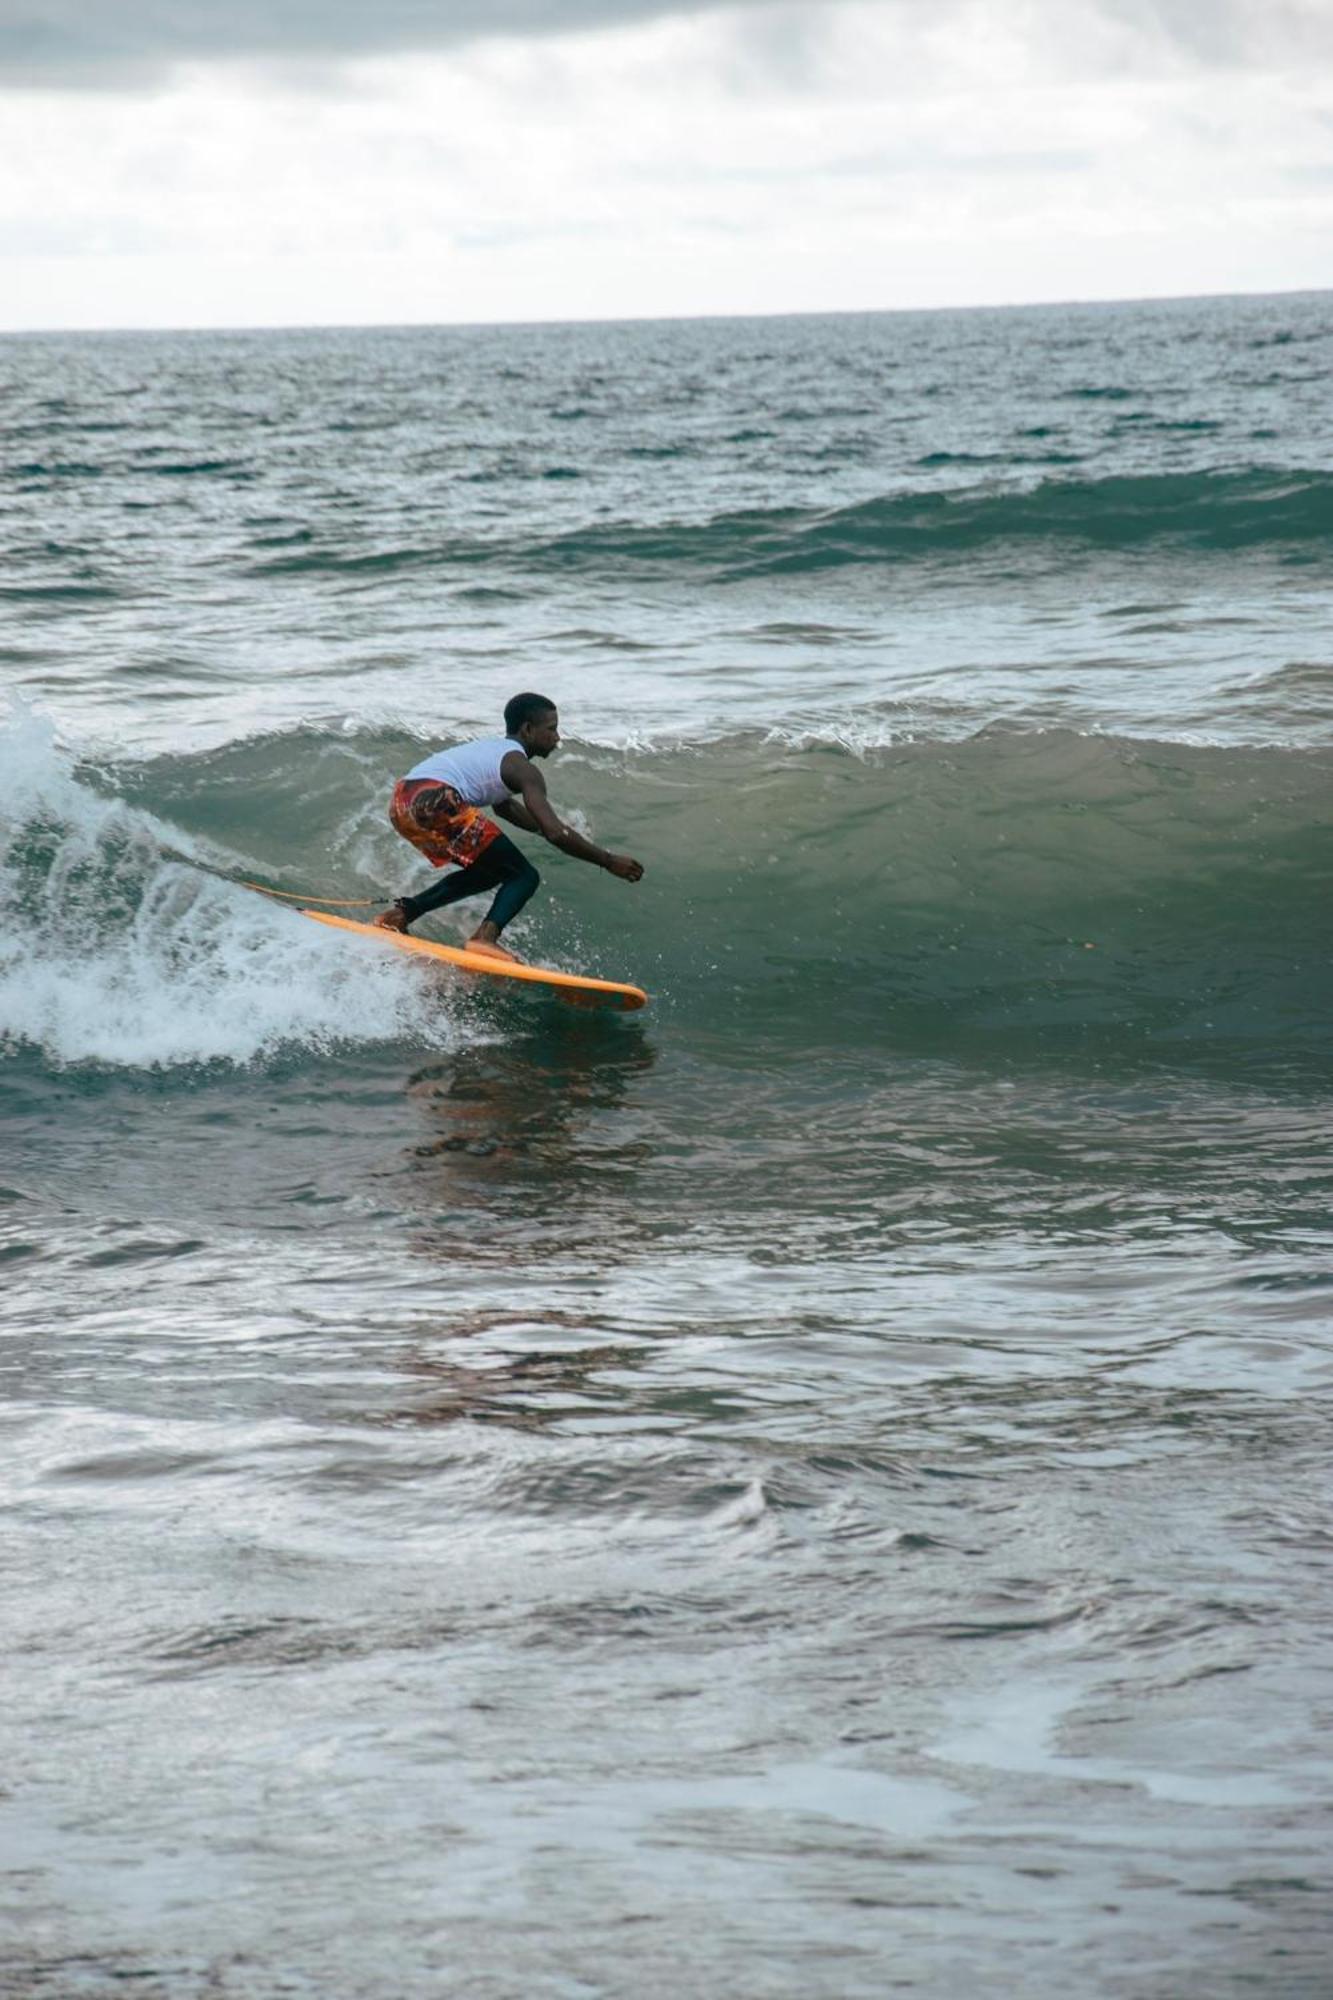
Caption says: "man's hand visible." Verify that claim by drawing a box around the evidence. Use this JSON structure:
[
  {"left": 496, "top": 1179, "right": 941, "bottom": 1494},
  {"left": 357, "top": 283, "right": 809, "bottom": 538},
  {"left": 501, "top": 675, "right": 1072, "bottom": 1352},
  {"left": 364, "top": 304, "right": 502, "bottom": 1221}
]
[{"left": 605, "top": 854, "right": 644, "bottom": 882}]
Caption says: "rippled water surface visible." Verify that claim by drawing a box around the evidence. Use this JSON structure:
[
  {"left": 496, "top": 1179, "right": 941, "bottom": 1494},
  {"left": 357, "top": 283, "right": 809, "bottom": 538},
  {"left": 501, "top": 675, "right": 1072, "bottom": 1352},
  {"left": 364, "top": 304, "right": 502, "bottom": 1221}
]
[{"left": 2, "top": 295, "right": 1332, "bottom": 1997}]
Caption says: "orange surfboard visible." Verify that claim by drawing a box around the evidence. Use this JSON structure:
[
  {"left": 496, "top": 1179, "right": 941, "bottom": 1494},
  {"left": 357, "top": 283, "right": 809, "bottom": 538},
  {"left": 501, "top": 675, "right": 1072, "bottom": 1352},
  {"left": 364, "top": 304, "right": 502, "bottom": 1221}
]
[{"left": 299, "top": 908, "right": 648, "bottom": 1012}]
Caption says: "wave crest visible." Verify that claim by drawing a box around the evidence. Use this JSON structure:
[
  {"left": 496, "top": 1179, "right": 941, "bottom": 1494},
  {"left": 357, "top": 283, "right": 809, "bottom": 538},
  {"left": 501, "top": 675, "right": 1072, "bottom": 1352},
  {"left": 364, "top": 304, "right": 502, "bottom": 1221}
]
[{"left": 102, "top": 720, "right": 1333, "bottom": 1058}]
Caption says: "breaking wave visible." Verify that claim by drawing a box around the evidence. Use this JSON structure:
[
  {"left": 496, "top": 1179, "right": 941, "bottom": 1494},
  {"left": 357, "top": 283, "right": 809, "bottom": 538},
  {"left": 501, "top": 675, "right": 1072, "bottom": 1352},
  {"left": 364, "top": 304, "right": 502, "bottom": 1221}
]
[{"left": 3, "top": 709, "right": 1325, "bottom": 1069}]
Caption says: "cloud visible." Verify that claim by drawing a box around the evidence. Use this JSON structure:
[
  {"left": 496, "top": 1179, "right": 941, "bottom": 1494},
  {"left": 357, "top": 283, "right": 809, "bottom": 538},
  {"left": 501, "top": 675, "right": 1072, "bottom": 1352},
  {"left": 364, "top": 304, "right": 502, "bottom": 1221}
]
[
  {"left": 1093, "top": 0, "right": 1333, "bottom": 67},
  {"left": 2, "top": 0, "right": 1331, "bottom": 89},
  {"left": 0, "top": 1, "right": 1329, "bottom": 328},
  {"left": 0, "top": 0, "right": 775, "bottom": 86}
]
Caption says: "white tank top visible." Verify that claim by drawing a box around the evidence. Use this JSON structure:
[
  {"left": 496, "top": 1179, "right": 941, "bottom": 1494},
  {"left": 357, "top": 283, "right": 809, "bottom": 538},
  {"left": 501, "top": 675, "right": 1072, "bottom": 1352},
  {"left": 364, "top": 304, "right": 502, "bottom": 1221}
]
[{"left": 405, "top": 736, "right": 525, "bottom": 806}]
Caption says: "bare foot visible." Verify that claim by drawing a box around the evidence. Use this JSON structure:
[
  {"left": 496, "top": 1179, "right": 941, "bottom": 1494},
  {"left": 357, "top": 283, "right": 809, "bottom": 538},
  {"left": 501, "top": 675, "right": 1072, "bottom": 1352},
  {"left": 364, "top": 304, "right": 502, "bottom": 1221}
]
[
  {"left": 374, "top": 903, "right": 411, "bottom": 933},
  {"left": 465, "top": 937, "right": 523, "bottom": 964}
]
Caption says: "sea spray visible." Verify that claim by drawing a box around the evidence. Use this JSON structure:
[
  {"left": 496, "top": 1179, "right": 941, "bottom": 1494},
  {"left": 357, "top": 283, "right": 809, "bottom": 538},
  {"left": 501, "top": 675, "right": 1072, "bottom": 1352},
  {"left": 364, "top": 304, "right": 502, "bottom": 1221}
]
[{"left": 0, "top": 707, "right": 475, "bottom": 1069}]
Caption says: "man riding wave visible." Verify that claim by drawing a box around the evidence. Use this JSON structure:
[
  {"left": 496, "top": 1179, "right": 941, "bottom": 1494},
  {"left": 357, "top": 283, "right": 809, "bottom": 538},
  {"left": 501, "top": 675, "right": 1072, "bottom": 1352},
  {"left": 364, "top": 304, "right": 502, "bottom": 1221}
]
[{"left": 375, "top": 692, "right": 643, "bottom": 962}]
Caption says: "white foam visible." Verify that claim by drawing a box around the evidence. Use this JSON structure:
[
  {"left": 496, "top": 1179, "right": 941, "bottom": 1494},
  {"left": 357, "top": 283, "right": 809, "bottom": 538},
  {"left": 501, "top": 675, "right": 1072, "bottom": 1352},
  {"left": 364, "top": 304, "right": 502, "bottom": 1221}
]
[{"left": 0, "top": 706, "right": 476, "bottom": 1070}]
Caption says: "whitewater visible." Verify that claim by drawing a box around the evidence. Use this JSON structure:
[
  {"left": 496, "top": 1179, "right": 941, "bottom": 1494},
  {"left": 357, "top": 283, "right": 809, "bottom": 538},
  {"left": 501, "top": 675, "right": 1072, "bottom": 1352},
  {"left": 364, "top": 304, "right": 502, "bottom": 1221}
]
[{"left": 2, "top": 293, "right": 1331, "bottom": 1999}]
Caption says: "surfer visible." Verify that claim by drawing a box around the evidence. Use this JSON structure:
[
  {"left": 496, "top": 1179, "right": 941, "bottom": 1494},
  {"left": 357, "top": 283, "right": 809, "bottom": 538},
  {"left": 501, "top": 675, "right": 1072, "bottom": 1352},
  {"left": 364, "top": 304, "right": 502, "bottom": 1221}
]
[{"left": 374, "top": 693, "right": 644, "bottom": 963}]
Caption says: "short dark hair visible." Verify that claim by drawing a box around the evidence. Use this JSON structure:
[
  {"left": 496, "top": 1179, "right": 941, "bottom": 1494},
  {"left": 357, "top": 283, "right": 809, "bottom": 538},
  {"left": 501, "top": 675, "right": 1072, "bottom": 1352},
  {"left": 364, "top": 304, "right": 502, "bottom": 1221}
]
[{"left": 504, "top": 691, "right": 556, "bottom": 736}]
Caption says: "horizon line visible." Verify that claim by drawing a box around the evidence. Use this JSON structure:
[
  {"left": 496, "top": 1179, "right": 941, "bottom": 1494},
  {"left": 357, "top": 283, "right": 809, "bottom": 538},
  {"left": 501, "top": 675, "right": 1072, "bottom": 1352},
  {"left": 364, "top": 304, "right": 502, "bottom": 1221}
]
[{"left": 1, "top": 282, "right": 1329, "bottom": 341}]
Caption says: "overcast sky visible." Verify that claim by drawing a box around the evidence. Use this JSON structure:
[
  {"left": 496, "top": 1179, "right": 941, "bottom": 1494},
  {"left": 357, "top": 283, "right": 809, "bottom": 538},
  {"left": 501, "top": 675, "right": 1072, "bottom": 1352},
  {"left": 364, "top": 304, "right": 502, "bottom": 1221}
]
[{"left": 1, "top": 0, "right": 1330, "bottom": 330}]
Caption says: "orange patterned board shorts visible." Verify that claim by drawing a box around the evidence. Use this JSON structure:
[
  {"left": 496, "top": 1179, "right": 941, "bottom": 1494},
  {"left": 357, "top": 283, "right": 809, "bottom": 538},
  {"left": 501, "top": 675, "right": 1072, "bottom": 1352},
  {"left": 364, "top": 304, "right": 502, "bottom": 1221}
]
[{"left": 388, "top": 778, "right": 502, "bottom": 869}]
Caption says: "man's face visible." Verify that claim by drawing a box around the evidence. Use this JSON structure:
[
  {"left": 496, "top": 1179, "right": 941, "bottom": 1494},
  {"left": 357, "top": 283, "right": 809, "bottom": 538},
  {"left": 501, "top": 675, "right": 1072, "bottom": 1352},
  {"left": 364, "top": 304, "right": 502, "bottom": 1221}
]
[{"left": 524, "top": 708, "right": 560, "bottom": 757}]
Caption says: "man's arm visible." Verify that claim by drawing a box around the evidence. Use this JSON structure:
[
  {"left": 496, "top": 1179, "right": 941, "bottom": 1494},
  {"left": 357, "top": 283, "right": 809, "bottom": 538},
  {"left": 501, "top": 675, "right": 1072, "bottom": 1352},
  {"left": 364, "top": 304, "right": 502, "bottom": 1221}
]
[
  {"left": 493, "top": 795, "right": 542, "bottom": 835},
  {"left": 499, "top": 751, "right": 644, "bottom": 881}
]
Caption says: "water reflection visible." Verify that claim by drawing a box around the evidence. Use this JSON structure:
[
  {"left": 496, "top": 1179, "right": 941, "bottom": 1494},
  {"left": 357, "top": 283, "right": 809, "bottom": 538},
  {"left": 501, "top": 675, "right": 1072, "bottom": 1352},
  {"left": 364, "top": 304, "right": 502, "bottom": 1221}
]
[
  {"left": 375, "top": 1327, "right": 647, "bottom": 1434},
  {"left": 400, "top": 1009, "right": 657, "bottom": 1255}
]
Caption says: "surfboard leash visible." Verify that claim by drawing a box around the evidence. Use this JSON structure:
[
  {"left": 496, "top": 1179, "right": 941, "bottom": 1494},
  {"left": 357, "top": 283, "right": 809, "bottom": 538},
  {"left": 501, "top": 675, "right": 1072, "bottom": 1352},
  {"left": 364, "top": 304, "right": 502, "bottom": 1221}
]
[
  {"left": 154, "top": 843, "right": 382, "bottom": 910},
  {"left": 238, "top": 880, "right": 380, "bottom": 908}
]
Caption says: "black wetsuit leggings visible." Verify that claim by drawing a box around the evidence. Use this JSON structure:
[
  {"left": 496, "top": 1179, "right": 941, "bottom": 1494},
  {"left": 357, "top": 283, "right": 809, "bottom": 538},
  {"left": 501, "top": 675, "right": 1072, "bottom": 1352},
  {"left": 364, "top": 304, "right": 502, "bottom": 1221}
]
[{"left": 399, "top": 833, "right": 539, "bottom": 935}]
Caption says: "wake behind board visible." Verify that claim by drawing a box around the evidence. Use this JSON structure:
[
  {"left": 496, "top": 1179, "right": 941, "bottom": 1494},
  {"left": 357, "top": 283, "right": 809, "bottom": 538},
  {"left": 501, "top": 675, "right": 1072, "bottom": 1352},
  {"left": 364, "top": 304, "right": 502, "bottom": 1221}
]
[{"left": 300, "top": 908, "right": 648, "bottom": 1012}]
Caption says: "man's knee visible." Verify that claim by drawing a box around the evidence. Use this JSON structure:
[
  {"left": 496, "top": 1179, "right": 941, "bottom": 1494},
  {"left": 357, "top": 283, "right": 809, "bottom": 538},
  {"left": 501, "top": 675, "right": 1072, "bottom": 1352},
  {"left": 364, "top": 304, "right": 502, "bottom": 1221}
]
[{"left": 492, "top": 841, "right": 539, "bottom": 899}]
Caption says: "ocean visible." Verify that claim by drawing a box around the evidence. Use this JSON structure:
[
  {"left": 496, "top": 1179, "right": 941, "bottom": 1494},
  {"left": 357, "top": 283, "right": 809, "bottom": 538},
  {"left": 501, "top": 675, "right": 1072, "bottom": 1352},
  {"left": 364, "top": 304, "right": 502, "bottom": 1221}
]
[{"left": 2, "top": 293, "right": 1331, "bottom": 1998}]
